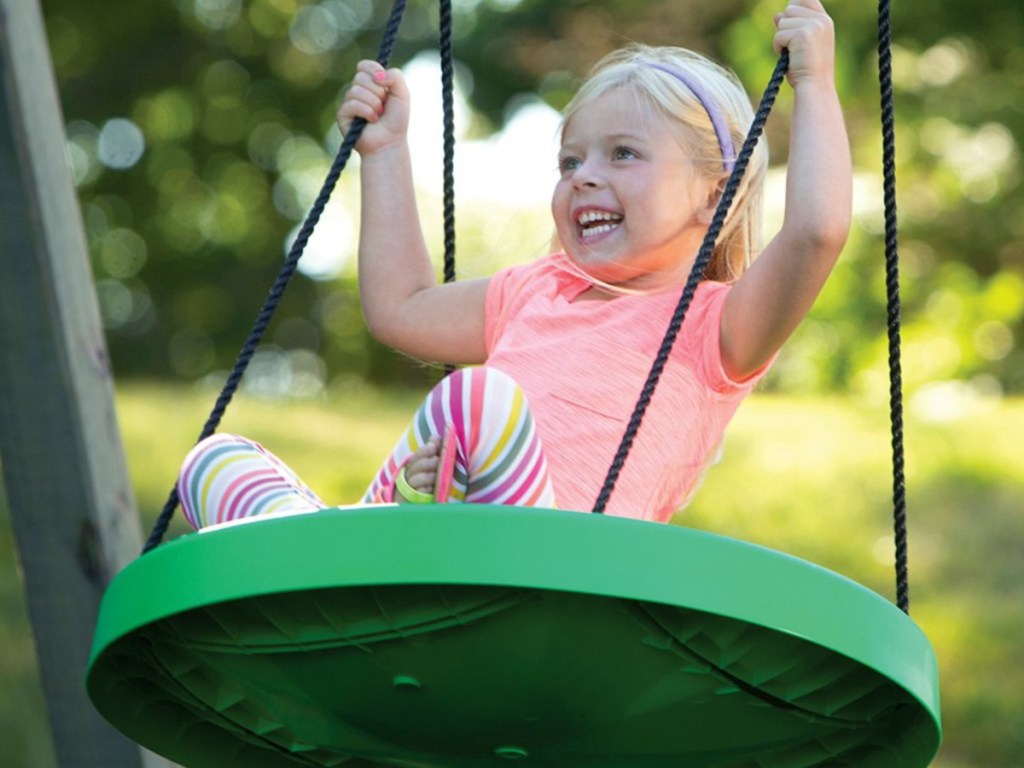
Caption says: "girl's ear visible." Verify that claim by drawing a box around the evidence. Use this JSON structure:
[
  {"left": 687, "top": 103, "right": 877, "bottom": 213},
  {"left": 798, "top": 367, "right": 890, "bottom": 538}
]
[{"left": 695, "top": 178, "right": 726, "bottom": 225}]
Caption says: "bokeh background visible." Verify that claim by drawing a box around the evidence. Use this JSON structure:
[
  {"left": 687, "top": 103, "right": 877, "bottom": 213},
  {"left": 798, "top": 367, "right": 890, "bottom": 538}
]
[{"left": 2, "top": 0, "right": 1022, "bottom": 765}]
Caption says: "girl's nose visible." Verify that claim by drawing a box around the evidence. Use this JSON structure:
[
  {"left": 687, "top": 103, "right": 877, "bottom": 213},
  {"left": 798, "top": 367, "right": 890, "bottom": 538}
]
[{"left": 572, "top": 158, "right": 603, "bottom": 189}]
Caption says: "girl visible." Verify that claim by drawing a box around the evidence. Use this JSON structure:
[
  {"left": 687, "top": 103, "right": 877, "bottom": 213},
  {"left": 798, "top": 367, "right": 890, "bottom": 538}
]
[{"left": 177, "top": 0, "right": 850, "bottom": 528}]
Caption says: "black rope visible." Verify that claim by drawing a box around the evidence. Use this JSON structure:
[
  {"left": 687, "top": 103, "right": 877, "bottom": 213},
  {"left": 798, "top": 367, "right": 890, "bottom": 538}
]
[
  {"left": 439, "top": 0, "right": 456, "bottom": 287},
  {"left": 877, "top": 0, "right": 910, "bottom": 614},
  {"left": 143, "top": 0, "right": 411, "bottom": 554},
  {"left": 439, "top": 0, "right": 457, "bottom": 377},
  {"left": 593, "top": 52, "right": 789, "bottom": 514}
]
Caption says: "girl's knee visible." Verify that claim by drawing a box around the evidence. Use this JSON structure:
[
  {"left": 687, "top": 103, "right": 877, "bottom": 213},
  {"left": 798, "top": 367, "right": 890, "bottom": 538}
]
[
  {"left": 195, "top": 432, "right": 258, "bottom": 451},
  {"left": 452, "top": 365, "right": 521, "bottom": 389},
  {"left": 449, "top": 367, "right": 528, "bottom": 409},
  {"left": 177, "top": 433, "right": 322, "bottom": 528},
  {"left": 182, "top": 433, "right": 258, "bottom": 467}
]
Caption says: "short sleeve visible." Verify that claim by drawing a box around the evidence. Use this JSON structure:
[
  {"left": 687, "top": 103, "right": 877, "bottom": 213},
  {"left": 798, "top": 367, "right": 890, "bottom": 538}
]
[
  {"left": 484, "top": 264, "right": 518, "bottom": 354},
  {"left": 693, "top": 282, "right": 776, "bottom": 394},
  {"left": 484, "top": 256, "right": 563, "bottom": 354}
]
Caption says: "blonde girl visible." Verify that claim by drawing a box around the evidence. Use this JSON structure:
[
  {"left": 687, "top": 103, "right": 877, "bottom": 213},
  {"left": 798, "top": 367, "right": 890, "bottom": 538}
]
[{"left": 177, "top": 0, "right": 850, "bottom": 528}]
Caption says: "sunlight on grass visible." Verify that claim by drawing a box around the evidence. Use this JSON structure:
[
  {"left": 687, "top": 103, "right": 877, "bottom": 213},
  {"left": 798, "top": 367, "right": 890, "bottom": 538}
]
[
  {"left": 113, "top": 382, "right": 1024, "bottom": 767},
  {"left": 2, "top": 384, "right": 1022, "bottom": 766},
  {"left": 685, "top": 396, "right": 897, "bottom": 589}
]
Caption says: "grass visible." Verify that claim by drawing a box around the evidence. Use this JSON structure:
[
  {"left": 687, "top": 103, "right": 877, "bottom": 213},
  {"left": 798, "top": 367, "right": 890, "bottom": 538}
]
[{"left": 1, "top": 382, "right": 1022, "bottom": 766}]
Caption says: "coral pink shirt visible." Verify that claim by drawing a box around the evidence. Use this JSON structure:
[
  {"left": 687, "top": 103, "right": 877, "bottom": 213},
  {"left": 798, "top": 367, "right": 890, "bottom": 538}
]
[{"left": 484, "top": 254, "right": 772, "bottom": 522}]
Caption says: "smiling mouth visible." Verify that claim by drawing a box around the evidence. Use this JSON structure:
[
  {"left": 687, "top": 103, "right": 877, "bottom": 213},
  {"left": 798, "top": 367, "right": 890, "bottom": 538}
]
[{"left": 577, "top": 210, "right": 623, "bottom": 240}]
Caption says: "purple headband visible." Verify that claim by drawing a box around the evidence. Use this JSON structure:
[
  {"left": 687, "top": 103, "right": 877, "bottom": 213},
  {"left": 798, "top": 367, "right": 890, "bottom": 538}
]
[{"left": 644, "top": 61, "right": 736, "bottom": 172}]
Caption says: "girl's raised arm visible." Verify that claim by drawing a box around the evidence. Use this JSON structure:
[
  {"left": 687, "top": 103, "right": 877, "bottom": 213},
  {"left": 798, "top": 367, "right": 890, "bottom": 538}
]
[
  {"left": 338, "top": 61, "right": 489, "bottom": 365},
  {"left": 721, "top": 0, "right": 852, "bottom": 381}
]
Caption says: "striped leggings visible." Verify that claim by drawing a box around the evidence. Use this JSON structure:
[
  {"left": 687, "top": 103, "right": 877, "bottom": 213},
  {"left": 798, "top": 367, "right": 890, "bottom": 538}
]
[{"left": 177, "top": 367, "right": 557, "bottom": 529}]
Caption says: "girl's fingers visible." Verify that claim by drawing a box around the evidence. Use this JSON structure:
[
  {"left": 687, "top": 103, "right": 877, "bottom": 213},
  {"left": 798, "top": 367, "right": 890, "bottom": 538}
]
[
  {"left": 350, "top": 83, "right": 386, "bottom": 112},
  {"left": 406, "top": 451, "right": 440, "bottom": 492},
  {"left": 337, "top": 78, "right": 392, "bottom": 129},
  {"left": 345, "top": 67, "right": 408, "bottom": 114},
  {"left": 407, "top": 439, "right": 441, "bottom": 471},
  {"left": 351, "top": 74, "right": 388, "bottom": 103},
  {"left": 336, "top": 60, "right": 410, "bottom": 151},
  {"left": 355, "top": 59, "right": 386, "bottom": 80},
  {"left": 406, "top": 464, "right": 438, "bottom": 481},
  {"left": 782, "top": 0, "right": 826, "bottom": 12},
  {"left": 345, "top": 61, "right": 394, "bottom": 111},
  {"left": 775, "top": 0, "right": 828, "bottom": 28},
  {"left": 337, "top": 99, "right": 380, "bottom": 132},
  {"left": 354, "top": 62, "right": 403, "bottom": 94},
  {"left": 340, "top": 101, "right": 377, "bottom": 125}
]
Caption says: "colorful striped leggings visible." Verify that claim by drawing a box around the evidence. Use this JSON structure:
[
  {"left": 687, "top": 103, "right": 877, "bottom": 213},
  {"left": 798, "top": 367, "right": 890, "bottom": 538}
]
[{"left": 177, "top": 367, "right": 557, "bottom": 529}]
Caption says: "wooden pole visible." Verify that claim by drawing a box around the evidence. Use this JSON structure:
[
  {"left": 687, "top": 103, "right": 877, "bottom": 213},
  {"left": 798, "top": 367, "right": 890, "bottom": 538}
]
[{"left": 0, "top": 2, "right": 172, "bottom": 766}]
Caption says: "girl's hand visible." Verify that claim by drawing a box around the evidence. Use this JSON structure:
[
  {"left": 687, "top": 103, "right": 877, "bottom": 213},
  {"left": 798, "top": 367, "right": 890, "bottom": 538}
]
[
  {"left": 336, "top": 60, "right": 411, "bottom": 156},
  {"left": 402, "top": 437, "right": 442, "bottom": 497},
  {"left": 773, "top": 0, "right": 836, "bottom": 88}
]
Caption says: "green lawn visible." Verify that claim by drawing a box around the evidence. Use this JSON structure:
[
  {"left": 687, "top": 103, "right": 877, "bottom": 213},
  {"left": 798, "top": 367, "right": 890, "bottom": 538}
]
[{"left": 1, "top": 382, "right": 1021, "bottom": 766}]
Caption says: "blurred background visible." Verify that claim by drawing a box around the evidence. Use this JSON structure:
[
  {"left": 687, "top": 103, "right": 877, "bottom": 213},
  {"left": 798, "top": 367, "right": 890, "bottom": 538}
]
[{"left": 1, "top": 0, "right": 1021, "bottom": 765}]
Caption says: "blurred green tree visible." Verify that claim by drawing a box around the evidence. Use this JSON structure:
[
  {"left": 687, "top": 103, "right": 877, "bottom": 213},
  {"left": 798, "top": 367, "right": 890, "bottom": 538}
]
[
  {"left": 40, "top": 0, "right": 1024, "bottom": 396},
  {"left": 44, "top": 0, "right": 441, "bottom": 389}
]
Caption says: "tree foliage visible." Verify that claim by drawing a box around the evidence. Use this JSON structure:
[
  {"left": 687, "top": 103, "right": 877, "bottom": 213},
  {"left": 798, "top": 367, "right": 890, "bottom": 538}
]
[{"left": 39, "top": 0, "right": 1024, "bottom": 398}]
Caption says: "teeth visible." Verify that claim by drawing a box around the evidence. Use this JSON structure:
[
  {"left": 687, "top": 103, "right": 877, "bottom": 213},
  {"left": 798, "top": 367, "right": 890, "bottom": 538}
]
[
  {"left": 582, "top": 223, "right": 618, "bottom": 237},
  {"left": 577, "top": 210, "right": 622, "bottom": 238},
  {"left": 577, "top": 210, "right": 622, "bottom": 226}
]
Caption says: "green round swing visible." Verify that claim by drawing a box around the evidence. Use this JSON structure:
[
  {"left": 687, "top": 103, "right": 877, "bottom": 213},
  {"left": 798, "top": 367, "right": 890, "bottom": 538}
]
[
  {"left": 87, "top": 1, "right": 941, "bottom": 766},
  {"left": 88, "top": 506, "right": 939, "bottom": 768}
]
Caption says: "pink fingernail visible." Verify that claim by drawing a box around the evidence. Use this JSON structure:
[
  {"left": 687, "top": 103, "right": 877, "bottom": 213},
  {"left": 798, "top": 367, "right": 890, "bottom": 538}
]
[{"left": 373, "top": 70, "right": 387, "bottom": 83}]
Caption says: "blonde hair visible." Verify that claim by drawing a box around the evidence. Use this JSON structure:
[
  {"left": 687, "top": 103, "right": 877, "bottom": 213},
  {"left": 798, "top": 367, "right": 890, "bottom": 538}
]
[{"left": 560, "top": 44, "right": 767, "bottom": 283}]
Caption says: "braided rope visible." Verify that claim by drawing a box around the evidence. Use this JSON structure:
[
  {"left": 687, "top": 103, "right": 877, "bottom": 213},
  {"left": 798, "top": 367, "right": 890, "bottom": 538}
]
[
  {"left": 143, "top": 0, "right": 411, "bottom": 553},
  {"left": 440, "top": 0, "right": 456, "bottom": 287},
  {"left": 439, "top": 0, "right": 457, "bottom": 377},
  {"left": 877, "top": 0, "right": 910, "bottom": 614},
  {"left": 593, "top": 53, "right": 789, "bottom": 514}
]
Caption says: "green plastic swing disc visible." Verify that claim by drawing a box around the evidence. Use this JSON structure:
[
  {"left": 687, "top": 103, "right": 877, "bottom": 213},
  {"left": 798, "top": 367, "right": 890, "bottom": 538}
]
[{"left": 87, "top": 505, "right": 941, "bottom": 768}]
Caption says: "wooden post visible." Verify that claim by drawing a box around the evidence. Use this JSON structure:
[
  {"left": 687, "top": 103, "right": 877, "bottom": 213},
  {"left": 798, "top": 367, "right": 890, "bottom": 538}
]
[{"left": 0, "top": 2, "right": 172, "bottom": 766}]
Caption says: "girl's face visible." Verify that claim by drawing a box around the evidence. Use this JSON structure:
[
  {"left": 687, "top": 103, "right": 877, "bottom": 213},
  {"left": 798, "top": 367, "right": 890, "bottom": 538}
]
[{"left": 552, "top": 86, "right": 715, "bottom": 291}]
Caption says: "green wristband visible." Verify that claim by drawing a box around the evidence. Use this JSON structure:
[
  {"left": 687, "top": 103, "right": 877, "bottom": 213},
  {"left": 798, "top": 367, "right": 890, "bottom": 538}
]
[{"left": 394, "top": 466, "right": 435, "bottom": 505}]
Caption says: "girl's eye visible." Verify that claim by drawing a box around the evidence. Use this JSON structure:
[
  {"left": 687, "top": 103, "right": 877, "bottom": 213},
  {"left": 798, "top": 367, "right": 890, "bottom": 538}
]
[
  {"left": 558, "top": 156, "right": 581, "bottom": 174},
  {"left": 613, "top": 146, "right": 638, "bottom": 161}
]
